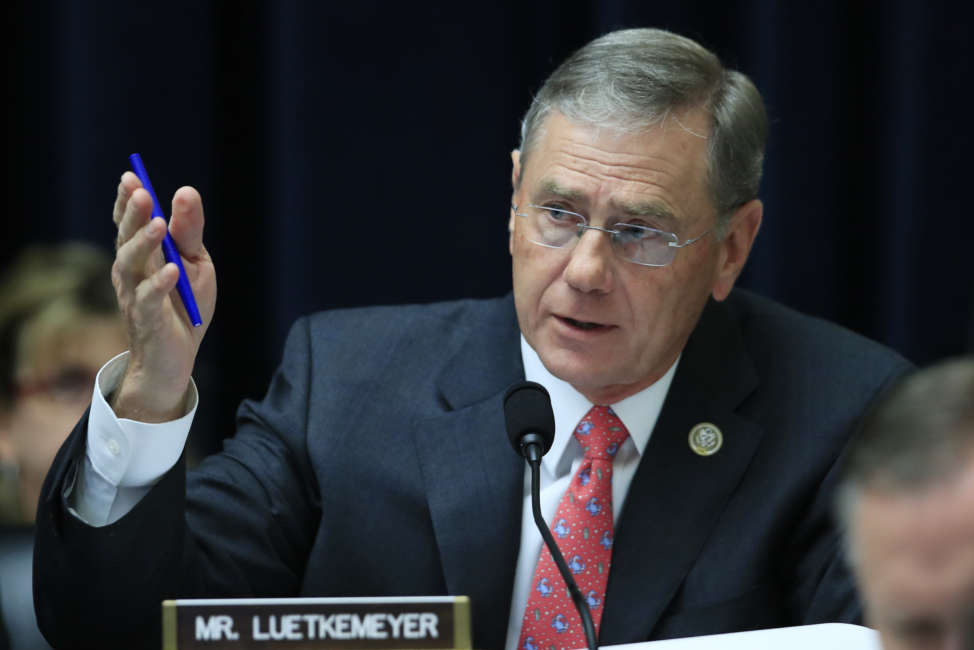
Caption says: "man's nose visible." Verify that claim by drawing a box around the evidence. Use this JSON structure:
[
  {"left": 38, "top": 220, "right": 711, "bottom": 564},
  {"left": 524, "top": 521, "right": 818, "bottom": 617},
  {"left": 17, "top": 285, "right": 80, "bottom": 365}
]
[{"left": 562, "top": 228, "right": 616, "bottom": 294}]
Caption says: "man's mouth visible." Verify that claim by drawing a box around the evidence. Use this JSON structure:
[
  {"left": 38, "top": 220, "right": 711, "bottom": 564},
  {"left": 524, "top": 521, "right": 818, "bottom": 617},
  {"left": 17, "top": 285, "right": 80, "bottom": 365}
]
[{"left": 558, "top": 315, "right": 611, "bottom": 331}]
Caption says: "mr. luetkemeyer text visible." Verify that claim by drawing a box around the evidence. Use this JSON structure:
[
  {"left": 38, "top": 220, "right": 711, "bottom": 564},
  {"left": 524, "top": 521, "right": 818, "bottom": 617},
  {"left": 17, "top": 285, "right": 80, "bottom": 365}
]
[{"left": 195, "top": 612, "right": 441, "bottom": 642}]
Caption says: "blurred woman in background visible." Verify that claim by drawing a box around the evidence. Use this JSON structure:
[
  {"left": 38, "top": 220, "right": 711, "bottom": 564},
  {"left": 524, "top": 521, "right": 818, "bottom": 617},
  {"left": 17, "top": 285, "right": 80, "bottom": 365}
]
[{"left": 0, "top": 243, "right": 125, "bottom": 649}]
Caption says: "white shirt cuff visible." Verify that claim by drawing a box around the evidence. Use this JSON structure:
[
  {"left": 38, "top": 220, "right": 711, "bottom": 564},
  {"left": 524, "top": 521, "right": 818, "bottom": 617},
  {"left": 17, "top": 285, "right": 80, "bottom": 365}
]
[{"left": 70, "top": 351, "right": 197, "bottom": 526}]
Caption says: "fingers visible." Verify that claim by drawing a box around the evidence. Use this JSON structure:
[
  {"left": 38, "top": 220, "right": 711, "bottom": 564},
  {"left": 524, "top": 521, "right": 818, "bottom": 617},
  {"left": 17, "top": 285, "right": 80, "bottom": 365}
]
[
  {"left": 116, "top": 187, "right": 156, "bottom": 252},
  {"left": 167, "top": 186, "right": 206, "bottom": 258},
  {"left": 112, "top": 172, "right": 142, "bottom": 227},
  {"left": 114, "top": 171, "right": 206, "bottom": 259},
  {"left": 113, "top": 217, "right": 168, "bottom": 299},
  {"left": 131, "top": 262, "right": 181, "bottom": 324}
]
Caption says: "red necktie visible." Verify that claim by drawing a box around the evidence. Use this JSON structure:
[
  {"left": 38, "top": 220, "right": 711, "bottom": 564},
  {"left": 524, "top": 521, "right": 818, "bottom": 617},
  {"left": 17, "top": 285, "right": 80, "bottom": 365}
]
[{"left": 517, "top": 405, "right": 630, "bottom": 650}]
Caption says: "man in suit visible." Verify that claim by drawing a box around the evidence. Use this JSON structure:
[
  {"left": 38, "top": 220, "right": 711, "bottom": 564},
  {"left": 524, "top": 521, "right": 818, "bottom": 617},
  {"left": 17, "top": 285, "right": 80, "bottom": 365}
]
[
  {"left": 836, "top": 358, "right": 974, "bottom": 650},
  {"left": 34, "top": 28, "right": 909, "bottom": 649}
]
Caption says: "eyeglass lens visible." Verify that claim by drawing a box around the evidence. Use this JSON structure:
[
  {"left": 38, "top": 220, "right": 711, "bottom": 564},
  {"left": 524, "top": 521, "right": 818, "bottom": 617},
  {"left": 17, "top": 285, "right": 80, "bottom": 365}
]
[{"left": 521, "top": 205, "right": 678, "bottom": 266}]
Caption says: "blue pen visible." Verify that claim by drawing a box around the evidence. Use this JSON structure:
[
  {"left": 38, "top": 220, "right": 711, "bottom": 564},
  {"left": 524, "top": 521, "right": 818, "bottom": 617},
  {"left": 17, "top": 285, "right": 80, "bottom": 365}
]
[{"left": 128, "top": 153, "right": 203, "bottom": 327}]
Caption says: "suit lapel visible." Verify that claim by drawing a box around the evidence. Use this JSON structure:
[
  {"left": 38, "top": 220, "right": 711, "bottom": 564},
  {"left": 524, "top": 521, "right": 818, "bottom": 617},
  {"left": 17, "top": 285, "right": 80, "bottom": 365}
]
[
  {"left": 600, "top": 297, "right": 764, "bottom": 644},
  {"left": 411, "top": 295, "right": 525, "bottom": 650}
]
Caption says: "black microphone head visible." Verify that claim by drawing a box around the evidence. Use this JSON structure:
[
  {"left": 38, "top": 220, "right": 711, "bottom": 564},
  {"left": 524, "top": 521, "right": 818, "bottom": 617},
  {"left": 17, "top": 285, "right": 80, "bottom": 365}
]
[{"left": 504, "top": 380, "right": 555, "bottom": 457}]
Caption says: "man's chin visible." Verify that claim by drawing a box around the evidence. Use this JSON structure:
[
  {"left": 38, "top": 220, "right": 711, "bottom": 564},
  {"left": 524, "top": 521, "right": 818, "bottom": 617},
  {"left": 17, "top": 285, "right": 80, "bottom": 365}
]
[
  {"left": 538, "top": 350, "right": 613, "bottom": 391},
  {"left": 537, "top": 347, "right": 665, "bottom": 403}
]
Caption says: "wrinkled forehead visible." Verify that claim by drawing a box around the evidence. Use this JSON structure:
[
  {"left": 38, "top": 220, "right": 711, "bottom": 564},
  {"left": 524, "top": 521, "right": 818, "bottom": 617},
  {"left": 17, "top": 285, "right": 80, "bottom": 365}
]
[
  {"left": 525, "top": 107, "right": 711, "bottom": 161},
  {"left": 518, "top": 110, "right": 715, "bottom": 222}
]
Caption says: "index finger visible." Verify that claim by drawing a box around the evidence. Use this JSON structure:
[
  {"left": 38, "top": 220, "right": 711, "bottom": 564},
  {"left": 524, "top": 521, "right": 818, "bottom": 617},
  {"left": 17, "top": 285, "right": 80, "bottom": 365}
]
[{"left": 113, "top": 171, "right": 144, "bottom": 227}]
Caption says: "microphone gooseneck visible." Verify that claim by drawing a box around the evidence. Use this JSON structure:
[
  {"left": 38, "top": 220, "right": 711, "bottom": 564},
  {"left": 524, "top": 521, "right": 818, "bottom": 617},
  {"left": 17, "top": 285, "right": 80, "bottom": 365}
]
[{"left": 503, "top": 381, "right": 598, "bottom": 650}]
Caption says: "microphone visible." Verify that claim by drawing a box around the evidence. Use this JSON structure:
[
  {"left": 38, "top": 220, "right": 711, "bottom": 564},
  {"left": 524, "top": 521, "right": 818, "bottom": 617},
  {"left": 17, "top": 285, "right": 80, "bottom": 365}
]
[
  {"left": 503, "top": 381, "right": 598, "bottom": 650},
  {"left": 504, "top": 380, "right": 555, "bottom": 463}
]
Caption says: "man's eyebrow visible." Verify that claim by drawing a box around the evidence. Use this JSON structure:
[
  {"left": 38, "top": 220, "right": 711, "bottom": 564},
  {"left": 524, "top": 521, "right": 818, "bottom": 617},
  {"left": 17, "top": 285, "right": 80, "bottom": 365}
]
[
  {"left": 534, "top": 180, "right": 585, "bottom": 203},
  {"left": 532, "top": 180, "right": 681, "bottom": 228},
  {"left": 611, "top": 199, "right": 679, "bottom": 228}
]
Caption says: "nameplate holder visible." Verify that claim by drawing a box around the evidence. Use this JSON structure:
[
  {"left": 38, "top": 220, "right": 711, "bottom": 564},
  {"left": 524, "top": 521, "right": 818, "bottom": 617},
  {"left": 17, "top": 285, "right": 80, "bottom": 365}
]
[{"left": 162, "top": 595, "right": 471, "bottom": 649}]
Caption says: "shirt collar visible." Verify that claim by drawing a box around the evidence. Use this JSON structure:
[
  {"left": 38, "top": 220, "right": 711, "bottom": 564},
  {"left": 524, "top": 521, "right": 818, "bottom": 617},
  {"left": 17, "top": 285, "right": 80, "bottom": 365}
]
[{"left": 520, "top": 335, "right": 679, "bottom": 478}]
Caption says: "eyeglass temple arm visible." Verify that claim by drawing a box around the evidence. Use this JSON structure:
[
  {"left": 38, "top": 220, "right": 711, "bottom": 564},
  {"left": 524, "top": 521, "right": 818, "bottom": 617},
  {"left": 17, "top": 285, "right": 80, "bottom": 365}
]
[{"left": 667, "top": 229, "right": 712, "bottom": 249}]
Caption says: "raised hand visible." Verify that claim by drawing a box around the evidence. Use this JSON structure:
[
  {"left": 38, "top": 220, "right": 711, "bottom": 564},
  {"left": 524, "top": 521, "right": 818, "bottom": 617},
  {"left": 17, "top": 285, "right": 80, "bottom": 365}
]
[{"left": 109, "top": 171, "right": 217, "bottom": 421}]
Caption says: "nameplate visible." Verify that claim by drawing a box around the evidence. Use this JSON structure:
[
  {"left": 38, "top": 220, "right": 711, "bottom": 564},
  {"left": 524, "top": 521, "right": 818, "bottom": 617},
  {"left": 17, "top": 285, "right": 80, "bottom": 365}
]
[{"left": 161, "top": 596, "right": 471, "bottom": 649}]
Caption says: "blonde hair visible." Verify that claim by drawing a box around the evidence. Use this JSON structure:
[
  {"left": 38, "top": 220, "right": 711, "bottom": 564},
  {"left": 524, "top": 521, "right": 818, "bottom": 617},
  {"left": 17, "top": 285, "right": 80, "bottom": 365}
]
[{"left": 0, "top": 243, "right": 118, "bottom": 408}]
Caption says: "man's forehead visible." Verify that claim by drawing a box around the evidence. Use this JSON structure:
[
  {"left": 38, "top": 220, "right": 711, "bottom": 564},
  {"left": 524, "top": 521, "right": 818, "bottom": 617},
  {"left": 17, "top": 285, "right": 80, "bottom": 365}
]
[
  {"left": 520, "top": 112, "right": 713, "bottom": 223},
  {"left": 544, "top": 108, "right": 711, "bottom": 146},
  {"left": 858, "top": 479, "right": 974, "bottom": 542},
  {"left": 856, "top": 477, "right": 974, "bottom": 598}
]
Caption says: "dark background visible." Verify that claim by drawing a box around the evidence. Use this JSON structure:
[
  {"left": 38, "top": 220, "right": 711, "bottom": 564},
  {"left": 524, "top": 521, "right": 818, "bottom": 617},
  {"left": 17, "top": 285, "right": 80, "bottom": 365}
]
[{"left": 5, "top": 1, "right": 973, "bottom": 454}]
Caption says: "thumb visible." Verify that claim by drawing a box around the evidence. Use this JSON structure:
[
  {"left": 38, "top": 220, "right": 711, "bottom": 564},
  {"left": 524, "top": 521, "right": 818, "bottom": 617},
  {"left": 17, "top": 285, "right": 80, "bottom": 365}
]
[{"left": 168, "top": 186, "right": 206, "bottom": 258}]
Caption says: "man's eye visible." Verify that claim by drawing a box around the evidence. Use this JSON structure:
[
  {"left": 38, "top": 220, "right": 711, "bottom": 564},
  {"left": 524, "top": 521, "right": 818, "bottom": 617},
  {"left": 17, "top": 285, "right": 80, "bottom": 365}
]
[
  {"left": 890, "top": 618, "right": 945, "bottom": 647},
  {"left": 50, "top": 368, "right": 95, "bottom": 400},
  {"left": 616, "top": 224, "right": 663, "bottom": 242},
  {"left": 544, "top": 208, "right": 579, "bottom": 224}
]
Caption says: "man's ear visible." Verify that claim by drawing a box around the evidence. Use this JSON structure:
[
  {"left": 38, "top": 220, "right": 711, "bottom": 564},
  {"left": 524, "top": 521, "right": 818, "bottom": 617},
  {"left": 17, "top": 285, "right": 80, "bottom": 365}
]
[
  {"left": 712, "top": 199, "right": 763, "bottom": 301},
  {"left": 511, "top": 149, "right": 522, "bottom": 190}
]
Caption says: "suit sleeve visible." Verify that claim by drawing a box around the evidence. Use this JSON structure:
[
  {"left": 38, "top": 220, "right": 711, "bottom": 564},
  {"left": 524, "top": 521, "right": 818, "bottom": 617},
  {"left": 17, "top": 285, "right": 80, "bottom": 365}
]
[{"left": 33, "top": 317, "right": 320, "bottom": 650}]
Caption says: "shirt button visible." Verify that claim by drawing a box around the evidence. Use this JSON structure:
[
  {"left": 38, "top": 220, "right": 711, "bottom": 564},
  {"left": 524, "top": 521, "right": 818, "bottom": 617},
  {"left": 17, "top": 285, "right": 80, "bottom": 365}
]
[{"left": 107, "top": 439, "right": 121, "bottom": 456}]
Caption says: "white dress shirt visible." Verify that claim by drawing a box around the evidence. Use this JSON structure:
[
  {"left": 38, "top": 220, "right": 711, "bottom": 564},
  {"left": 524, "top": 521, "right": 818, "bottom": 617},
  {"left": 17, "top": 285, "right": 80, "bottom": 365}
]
[{"left": 76, "top": 341, "right": 678, "bottom": 650}]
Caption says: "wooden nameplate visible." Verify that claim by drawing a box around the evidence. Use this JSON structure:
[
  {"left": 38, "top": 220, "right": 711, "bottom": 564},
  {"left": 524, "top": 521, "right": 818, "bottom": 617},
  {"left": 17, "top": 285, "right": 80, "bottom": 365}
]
[{"left": 162, "top": 595, "right": 471, "bottom": 649}]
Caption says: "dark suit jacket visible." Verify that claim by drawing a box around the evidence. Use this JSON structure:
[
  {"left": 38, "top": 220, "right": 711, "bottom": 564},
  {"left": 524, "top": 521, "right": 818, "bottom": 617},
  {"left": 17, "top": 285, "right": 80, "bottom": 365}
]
[{"left": 34, "top": 290, "right": 910, "bottom": 649}]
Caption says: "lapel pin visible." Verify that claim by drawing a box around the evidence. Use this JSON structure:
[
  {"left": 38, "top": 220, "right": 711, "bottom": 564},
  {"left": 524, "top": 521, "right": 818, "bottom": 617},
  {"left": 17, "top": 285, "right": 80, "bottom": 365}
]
[{"left": 688, "top": 422, "right": 723, "bottom": 456}]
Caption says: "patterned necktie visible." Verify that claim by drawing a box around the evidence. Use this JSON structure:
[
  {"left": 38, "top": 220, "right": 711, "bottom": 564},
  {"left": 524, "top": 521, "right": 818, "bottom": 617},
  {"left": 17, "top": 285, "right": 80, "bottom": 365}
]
[{"left": 518, "top": 405, "right": 630, "bottom": 650}]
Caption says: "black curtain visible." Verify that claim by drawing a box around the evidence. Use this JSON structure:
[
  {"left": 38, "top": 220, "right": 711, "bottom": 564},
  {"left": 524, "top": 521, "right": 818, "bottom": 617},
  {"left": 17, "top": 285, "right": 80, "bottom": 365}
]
[{"left": 6, "top": 1, "right": 973, "bottom": 454}]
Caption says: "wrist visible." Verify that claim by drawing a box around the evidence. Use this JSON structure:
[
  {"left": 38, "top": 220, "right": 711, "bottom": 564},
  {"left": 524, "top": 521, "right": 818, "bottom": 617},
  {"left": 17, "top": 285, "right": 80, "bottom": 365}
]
[{"left": 110, "top": 364, "right": 192, "bottom": 422}]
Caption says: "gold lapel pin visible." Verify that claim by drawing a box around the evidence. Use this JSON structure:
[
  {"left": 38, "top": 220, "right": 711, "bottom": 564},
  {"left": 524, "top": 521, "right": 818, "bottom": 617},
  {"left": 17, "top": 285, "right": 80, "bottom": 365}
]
[{"left": 688, "top": 422, "right": 723, "bottom": 456}]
